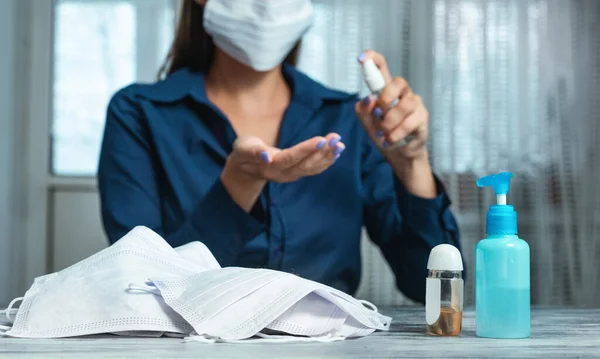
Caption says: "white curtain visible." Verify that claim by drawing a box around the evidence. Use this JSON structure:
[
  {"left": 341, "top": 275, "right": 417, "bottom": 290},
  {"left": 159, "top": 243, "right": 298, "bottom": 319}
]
[{"left": 298, "top": 0, "right": 600, "bottom": 307}]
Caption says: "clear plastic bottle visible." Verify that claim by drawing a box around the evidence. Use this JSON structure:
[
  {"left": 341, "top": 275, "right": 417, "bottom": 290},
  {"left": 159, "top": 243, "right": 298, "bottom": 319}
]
[{"left": 425, "top": 244, "right": 464, "bottom": 336}]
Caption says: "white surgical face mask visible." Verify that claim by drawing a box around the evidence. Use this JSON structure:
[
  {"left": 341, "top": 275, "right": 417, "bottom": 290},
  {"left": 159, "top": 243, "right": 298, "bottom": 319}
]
[
  {"left": 203, "top": 0, "right": 313, "bottom": 71},
  {"left": 143, "top": 267, "right": 391, "bottom": 342},
  {"left": 264, "top": 292, "right": 348, "bottom": 337},
  {"left": 174, "top": 241, "right": 221, "bottom": 272},
  {"left": 2, "top": 227, "right": 196, "bottom": 338},
  {"left": 142, "top": 267, "right": 291, "bottom": 339},
  {"left": 278, "top": 287, "right": 390, "bottom": 339},
  {"left": 325, "top": 288, "right": 391, "bottom": 332}
]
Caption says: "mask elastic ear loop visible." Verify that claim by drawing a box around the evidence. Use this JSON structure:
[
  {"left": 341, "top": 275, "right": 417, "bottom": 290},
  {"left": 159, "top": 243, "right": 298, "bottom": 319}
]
[
  {"left": 2, "top": 297, "right": 24, "bottom": 324},
  {"left": 358, "top": 299, "right": 378, "bottom": 313},
  {"left": 185, "top": 333, "right": 217, "bottom": 343},
  {"left": 185, "top": 332, "right": 346, "bottom": 344},
  {"left": 127, "top": 283, "right": 161, "bottom": 295},
  {"left": 255, "top": 332, "right": 346, "bottom": 343},
  {"left": 0, "top": 324, "right": 11, "bottom": 336}
]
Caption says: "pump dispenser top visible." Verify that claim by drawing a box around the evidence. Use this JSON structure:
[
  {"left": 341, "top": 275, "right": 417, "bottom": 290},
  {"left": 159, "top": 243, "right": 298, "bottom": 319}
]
[{"left": 477, "top": 172, "right": 517, "bottom": 235}]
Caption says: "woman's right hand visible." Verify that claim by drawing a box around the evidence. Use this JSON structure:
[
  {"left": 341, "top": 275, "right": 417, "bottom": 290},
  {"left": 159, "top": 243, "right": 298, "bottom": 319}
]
[{"left": 221, "top": 134, "right": 345, "bottom": 211}]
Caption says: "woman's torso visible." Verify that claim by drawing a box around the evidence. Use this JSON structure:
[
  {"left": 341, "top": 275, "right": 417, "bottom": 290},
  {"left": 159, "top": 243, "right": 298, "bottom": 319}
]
[{"left": 129, "top": 65, "right": 370, "bottom": 293}]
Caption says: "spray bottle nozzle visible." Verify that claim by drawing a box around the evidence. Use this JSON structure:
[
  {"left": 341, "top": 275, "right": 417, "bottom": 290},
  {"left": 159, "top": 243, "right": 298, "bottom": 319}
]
[
  {"left": 360, "top": 58, "right": 386, "bottom": 94},
  {"left": 477, "top": 172, "right": 513, "bottom": 205}
]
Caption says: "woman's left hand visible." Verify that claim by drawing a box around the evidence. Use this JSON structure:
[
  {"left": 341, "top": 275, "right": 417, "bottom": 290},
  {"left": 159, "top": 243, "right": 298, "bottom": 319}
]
[{"left": 354, "top": 50, "right": 429, "bottom": 162}]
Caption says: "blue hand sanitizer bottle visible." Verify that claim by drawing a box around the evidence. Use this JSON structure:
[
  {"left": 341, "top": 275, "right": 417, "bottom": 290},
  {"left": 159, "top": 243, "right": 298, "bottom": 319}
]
[{"left": 475, "top": 172, "right": 530, "bottom": 339}]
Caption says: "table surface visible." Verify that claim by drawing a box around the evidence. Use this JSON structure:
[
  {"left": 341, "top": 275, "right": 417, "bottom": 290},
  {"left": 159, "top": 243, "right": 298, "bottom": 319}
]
[{"left": 1, "top": 307, "right": 599, "bottom": 358}]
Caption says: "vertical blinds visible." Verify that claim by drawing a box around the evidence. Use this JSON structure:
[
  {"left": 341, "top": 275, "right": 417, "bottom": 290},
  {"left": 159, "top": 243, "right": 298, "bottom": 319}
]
[{"left": 298, "top": 0, "right": 600, "bottom": 306}]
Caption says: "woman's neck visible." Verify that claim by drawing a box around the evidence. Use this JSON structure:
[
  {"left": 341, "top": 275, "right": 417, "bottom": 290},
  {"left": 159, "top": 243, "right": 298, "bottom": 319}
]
[{"left": 205, "top": 49, "right": 290, "bottom": 106}]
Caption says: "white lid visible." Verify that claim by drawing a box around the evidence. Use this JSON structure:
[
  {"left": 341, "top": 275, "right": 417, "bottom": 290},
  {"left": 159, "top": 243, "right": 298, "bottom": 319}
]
[
  {"left": 361, "top": 58, "right": 386, "bottom": 93},
  {"left": 427, "top": 244, "right": 463, "bottom": 271}
]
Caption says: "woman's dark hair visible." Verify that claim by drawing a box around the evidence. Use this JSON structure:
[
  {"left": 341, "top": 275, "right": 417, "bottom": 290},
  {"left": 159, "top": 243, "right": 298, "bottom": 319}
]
[{"left": 158, "top": 0, "right": 301, "bottom": 78}]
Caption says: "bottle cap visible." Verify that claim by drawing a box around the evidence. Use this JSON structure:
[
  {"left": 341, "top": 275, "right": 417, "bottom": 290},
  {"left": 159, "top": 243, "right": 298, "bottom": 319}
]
[
  {"left": 427, "top": 244, "right": 463, "bottom": 271},
  {"left": 477, "top": 172, "right": 518, "bottom": 235},
  {"left": 360, "top": 58, "right": 386, "bottom": 93}
]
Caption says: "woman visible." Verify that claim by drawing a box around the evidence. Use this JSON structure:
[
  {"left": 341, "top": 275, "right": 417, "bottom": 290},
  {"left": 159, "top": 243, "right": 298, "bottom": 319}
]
[{"left": 98, "top": 0, "right": 461, "bottom": 303}]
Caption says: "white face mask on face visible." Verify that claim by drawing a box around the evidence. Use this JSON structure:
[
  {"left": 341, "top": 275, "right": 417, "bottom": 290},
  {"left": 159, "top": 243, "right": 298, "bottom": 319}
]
[
  {"left": 1, "top": 227, "right": 197, "bottom": 338},
  {"left": 203, "top": 0, "right": 314, "bottom": 71}
]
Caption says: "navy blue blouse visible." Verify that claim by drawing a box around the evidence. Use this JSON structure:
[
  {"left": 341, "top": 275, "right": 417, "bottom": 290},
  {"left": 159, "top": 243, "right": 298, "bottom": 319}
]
[{"left": 98, "top": 64, "right": 461, "bottom": 303}]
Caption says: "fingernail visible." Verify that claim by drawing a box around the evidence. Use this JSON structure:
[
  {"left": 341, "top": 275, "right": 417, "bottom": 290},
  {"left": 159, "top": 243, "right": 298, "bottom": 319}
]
[
  {"left": 357, "top": 52, "right": 367, "bottom": 63},
  {"left": 372, "top": 107, "right": 383, "bottom": 119},
  {"left": 329, "top": 136, "right": 341, "bottom": 147},
  {"left": 375, "top": 130, "right": 384, "bottom": 138},
  {"left": 361, "top": 96, "right": 371, "bottom": 106},
  {"left": 316, "top": 139, "right": 327, "bottom": 149},
  {"left": 260, "top": 151, "right": 270, "bottom": 163},
  {"left": 333, "top": 145, "right": 345, "bottom": 156},
  {"left": 333, "top": 153, "right": 341, "bottom": 161}
]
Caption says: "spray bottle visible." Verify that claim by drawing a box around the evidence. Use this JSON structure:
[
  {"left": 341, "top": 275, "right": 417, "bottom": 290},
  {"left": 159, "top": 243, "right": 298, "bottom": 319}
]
[
  {"left": 475, "top": 172, "right": 530, "bottom": 338},
  {"left": 360, "top": 58, "right": 414, "bottom": 147},
  {"left": 425, "top": 244, "right": 464, "bottom": 336}
]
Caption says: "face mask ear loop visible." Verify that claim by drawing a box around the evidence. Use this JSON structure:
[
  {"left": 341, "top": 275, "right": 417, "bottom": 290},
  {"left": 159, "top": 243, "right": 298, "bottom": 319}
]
[
  {"left": 358, "top": 299, "right": 378, "bottom": 313},
  {"left": 127, "top": 283, "right": 161, "bottom": 295},
  {"left": 185, "top": 333, "right": 217, "bottom": 343},
  {"left": 0, "top": 324, "right": 12, "bottom": 336},
  {"left": 185, "top": 332, "right": 346, "bottom": 344},
  {"left": 254, "top": 332, "right": 345, "bottom": 343},
  {"left": 3, "top": 297, "right": 23, "bottom": 324}
]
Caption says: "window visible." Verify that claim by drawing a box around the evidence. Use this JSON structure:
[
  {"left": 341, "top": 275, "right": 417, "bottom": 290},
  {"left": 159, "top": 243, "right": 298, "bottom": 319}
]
[{"left": 51, "top": 0, "right": 175, "bottom": 176}]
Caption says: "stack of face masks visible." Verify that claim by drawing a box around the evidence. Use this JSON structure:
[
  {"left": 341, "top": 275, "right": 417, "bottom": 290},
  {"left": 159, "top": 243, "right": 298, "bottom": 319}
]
[{"left": 0, "top": 226, "right": 391, "bottom": 343}]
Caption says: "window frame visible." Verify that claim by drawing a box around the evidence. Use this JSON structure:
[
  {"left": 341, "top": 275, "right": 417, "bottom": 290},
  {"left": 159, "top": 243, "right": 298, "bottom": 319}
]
[{"left": 18, "top": 0, "right": 179, "bottom": 294}]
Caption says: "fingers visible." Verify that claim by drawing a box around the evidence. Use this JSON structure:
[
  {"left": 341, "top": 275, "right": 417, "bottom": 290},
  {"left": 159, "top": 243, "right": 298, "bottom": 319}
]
[
  {"left": 382, "top": 99, "right": 428, "bottom": 150},
  {"left": 232, "top": 134, "right": 347, "bottom": 184},
  {"left": 235, "top": 132, "right": 348, "bottom": 183},
  {"left": 269, "top": 134, "right": 345, "bottom": 182},
  {"left": 258, "top": 147, "right": 282, "bottom": 164},
  {"left": 357, "top": 92, "right": 422, "bottom": 146},
  {"left": 270, "top": 136, "right": 327, "bottom": 169},
  {"left": 355, "top": 95, "right": 377, "bottom": 134},
  {"left": 295, "top": 133, "right": 345, "bottom": 175},
  {"left": 374, "top": 77, "right": 412, "bottom": 114},
  {"left": 377, "top": 93, "right": 419, "bottom": 133},
  {"left": 357, "top": 50, "right": 392, "bottom": 83},
  {"left": 389, "top": 125, "right": 428, "bottom": 158},
  {"left": 233, "top": 136, "right": 274, "bottom": 162},
  {"left": 386, "top": 105, "right": 423, "bottom": 144},
  {"left": 355, "top": 94, "right": 376, "bottom": 117}
]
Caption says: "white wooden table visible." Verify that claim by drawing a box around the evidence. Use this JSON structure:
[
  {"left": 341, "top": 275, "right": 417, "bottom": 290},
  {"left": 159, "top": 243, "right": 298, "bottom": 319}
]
[{"left": 1, "top": 308, "right": 598, "bottom": 358}]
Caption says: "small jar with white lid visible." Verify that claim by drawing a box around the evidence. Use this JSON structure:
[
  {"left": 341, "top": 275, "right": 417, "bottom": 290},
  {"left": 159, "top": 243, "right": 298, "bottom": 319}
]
[{"left": 425, "top": 244, "right": 464, "bottom": 336}]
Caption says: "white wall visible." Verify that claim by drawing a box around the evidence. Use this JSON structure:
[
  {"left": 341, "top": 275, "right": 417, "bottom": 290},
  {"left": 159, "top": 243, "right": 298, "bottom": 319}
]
[{"left": 0, "top": 0, "right": 26, "bottom": 306}]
